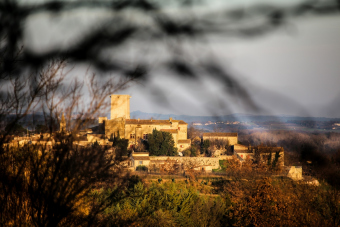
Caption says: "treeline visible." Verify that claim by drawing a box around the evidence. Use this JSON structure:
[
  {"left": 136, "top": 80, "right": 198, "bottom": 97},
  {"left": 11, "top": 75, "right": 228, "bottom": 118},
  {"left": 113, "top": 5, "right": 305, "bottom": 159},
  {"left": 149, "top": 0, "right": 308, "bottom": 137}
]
[
  {"left": 286, "top": 120, "right": 338, "bottom": 129},
  {"left": 0, "top": 138, "right": 119, "bottom": 226}
]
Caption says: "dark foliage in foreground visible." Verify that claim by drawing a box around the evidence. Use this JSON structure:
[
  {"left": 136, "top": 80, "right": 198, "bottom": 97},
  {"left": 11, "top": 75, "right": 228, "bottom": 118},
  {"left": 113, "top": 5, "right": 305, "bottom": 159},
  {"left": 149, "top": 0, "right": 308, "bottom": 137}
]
[{"left": 0, "top": 137, "right": 123, "bottom": 226}]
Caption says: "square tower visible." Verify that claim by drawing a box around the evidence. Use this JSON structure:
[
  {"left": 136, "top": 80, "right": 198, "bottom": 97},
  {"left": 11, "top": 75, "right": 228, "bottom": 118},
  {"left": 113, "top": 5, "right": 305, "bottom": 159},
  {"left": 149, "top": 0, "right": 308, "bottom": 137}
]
[{"left": 110, "top": 94, "right": 131, "bottom": 120}]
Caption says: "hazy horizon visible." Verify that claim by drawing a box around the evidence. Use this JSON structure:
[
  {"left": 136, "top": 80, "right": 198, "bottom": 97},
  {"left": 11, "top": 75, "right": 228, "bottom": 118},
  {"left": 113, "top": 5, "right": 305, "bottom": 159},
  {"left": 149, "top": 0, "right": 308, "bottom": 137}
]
[{"left": 130, "top": 110, "right": 340, "bottom": 119}]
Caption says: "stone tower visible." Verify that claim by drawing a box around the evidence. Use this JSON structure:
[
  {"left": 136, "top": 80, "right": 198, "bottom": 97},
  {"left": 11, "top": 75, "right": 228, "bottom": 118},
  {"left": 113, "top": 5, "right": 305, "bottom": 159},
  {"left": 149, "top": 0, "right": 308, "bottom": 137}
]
[
  {"left": 110, "top": 94, "right": 131, "bottom": 120},
  {"left": 60, "top": 113, "right": 66, "bottom": 132}
]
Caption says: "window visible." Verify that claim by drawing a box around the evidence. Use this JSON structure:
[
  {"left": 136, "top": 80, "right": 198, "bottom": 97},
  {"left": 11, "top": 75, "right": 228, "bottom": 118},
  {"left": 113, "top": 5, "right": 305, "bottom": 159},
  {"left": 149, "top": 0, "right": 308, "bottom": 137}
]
[
  {"left": 139, "top": 161, "right": 143, "bottom": 165},
  {"left": 130, "top": 134, "right": 135, "bottom": 139},
  {"left": 143, "top": 134, "right": 148, "bottom": 140}
]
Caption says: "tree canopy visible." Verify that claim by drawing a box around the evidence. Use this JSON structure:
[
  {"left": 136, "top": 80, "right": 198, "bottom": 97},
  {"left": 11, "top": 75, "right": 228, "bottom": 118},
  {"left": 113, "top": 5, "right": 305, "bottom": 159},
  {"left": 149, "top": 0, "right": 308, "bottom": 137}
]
[{"left": 147, "top": 129, "right": 178, "bottom": 156}]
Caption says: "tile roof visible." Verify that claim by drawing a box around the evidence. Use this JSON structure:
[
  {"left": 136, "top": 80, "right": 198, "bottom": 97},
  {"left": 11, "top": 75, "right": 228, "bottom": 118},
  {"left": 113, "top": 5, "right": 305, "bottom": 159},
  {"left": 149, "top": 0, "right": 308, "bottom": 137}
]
[
  {"left": 203, "top": 132, "right": 238, "bottom": 137},
  {"left": 132, "top": 156, "right": 150, "bottom": 160},
  {"left": 160, "top": 129, "right": 178, "bottom": 133},
  {"left": 172, "top": 120, "right": 188, "bottom": 125},
  {"left": 233, "top": 144, "right": 249, "bottom": 150},
  {"left": 178, "top": 139, "right": 191, "bottom": 144},
  {"left": 126, "top": 119, "right": 172, "bottom": 125}
]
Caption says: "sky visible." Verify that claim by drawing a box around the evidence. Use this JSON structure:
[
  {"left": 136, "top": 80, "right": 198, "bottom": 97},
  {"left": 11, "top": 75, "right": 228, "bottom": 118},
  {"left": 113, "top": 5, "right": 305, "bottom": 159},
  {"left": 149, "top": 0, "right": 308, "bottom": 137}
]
[
  {"left": 125, "top": 14, "right": 340, "bottom": 118},
  {"left": 22, "top": 1, "right": 340, "bottom": 118}
]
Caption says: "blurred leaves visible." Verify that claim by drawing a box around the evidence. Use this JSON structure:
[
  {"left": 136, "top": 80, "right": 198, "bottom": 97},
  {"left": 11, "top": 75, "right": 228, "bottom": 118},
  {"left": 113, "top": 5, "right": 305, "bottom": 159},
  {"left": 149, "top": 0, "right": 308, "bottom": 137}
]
[
  {"left": 1, "top": 0, "right": 339, "bottom": 75},
  {"left": 1, "top": 0, "right": 339, "bottom": 115}
]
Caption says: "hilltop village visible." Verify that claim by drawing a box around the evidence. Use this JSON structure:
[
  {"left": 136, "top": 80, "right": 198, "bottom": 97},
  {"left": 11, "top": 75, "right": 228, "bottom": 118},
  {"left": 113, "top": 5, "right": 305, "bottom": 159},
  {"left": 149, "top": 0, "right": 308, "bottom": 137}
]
[
  {"left": 4, "top": 94, "right": 305, "bottom": 180},
  {"left": 81, "top": 95, "right": 286, "bottom": 172}
]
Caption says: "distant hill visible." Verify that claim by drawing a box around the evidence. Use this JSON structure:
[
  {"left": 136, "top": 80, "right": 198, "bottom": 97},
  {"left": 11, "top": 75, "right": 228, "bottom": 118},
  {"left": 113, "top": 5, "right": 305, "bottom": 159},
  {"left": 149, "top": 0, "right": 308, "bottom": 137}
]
[
  {"left": 4, "top": 111, "right": 340, "bottom": 125},
  {"left": 130, "top": 111, "right": 340, "bottom": 123}
]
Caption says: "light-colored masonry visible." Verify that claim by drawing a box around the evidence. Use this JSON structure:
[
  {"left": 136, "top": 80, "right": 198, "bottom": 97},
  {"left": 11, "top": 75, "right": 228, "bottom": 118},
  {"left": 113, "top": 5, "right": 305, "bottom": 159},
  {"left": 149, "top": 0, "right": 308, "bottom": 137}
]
[
  {"left": 130, "top": 152, "right": 234, "bottom": 172},
  {"left": 88, "top": 94, "right": 191, "bottom": 151}
]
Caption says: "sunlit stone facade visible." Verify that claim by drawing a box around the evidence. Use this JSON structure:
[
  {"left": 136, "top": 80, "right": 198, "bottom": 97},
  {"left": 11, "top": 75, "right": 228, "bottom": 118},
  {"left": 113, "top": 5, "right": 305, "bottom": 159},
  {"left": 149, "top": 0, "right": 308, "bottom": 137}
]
[{"left": 90, "top": 95, "right": 191, "bottom": 151}]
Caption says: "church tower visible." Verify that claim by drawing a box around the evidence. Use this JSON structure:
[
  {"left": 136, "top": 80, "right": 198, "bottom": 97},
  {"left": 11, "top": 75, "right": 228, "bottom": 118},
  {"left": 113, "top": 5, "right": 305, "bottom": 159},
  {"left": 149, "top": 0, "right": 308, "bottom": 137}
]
[{"left": 110, "top": 94, "right": 131, "bottom": 120}]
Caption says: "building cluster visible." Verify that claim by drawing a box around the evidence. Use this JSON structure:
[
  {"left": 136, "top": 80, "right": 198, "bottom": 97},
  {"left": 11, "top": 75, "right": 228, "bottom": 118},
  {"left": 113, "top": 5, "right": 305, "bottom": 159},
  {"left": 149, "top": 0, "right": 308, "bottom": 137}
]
[
  {"left": 86, "top": 94, "right": 285, "bottom": 173},
  {"left": 87, "top": 95, "right": 191, "bottom": 152},
  {"left": 4, "top": 94, "right": 304, "bottom": 179}
]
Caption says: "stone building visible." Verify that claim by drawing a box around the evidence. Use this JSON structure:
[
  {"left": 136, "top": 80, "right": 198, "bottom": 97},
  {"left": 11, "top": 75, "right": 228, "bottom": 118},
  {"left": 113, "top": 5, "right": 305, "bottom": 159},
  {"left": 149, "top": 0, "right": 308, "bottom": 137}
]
[
  {"left": 287, "top": 166, "right": 303, "bottom": 180},
  {"left": 202, "top": 132, "right": 238, "bottom": 146},
  {"left": 131, "top": 152, "right": 150, "bottom": 168},
  {"left": 233, "top": 145, "right": 285, "bottom": 166},
  {"left": 87, "top": 94, "right": 191, "bottom": 151}
]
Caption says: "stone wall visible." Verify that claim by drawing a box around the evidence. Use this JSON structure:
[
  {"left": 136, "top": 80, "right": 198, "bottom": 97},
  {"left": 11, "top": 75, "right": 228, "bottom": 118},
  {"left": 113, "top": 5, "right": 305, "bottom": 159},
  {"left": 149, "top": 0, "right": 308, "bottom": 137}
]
[
  {"left": 260, "top": 151, "right": 285, "bottom": 166},
  {"left": 219, "top": 155, "right": 234, "bottom": 160},
  {"left": 104, "top": 118, "right": 125, "bottom": 139},
  {"left": 149, "top": 156, "right": 222, "bottom": 169},
  {"left": 287, "top": 166, "right": 303, "bottom": 180},
  {"left": 131, "top": 158, "right": 150, "bottom": 168},
  {"left": 87, "top": 134, "right": 107, "bottom": 145},
  {"left": 177, "top": 140, "right": 191, "bottom": 152},
  {"left": 232, "top": 144, "right": 249, "bottom": 151},
  {"left": 203, "top": 136, "right": 238, "bottom": 146},
  {"left": 235, "top": 151, "right": 285, "bottom": 166}
]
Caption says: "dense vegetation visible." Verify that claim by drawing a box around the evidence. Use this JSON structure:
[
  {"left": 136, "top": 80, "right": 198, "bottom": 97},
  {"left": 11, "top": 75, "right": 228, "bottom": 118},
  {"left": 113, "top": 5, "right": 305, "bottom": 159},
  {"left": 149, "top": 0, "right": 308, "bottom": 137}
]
[
  {"left": 2, "top": 135, "right": 340, "bottom": 226},
  {"left": 0, "top": 138, "right": 117, "bottom": 226},
  {"left": 89, "top": 174, "right": 340, "bottom": 227},
  {"left": 146, "top": 129, "right": 178, "bottom": 156},
  {"left": 110, "top": 132, "right": 129, "bottom": 159}
]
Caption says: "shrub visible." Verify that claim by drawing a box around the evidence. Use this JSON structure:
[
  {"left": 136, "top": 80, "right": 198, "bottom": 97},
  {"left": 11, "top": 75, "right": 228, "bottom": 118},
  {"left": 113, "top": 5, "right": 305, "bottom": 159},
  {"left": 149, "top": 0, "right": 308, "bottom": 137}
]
[
  {"left": 182, "top": 149, "right": 191, "bottom": 157},
  {"left": 190, "top": 146, "right": 198, "bottom": 157},
  {"left": 136, "top": 165, "right": 148, "bottom": 172}
]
